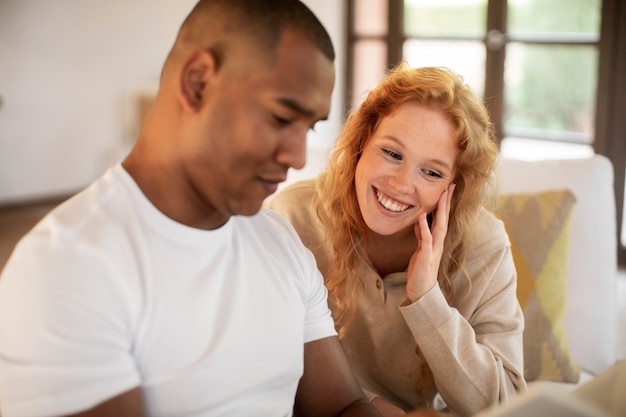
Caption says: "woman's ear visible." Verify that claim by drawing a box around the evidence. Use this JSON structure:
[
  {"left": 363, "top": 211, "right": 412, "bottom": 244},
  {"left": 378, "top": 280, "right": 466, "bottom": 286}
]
[{"left": 180, "top": 49, "right": 218, "bottom": 112}]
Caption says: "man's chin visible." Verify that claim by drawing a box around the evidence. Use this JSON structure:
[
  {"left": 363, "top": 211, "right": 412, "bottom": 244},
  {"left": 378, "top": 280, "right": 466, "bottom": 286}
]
[{"left": 233, "top": 200, "right": 265, "bottom": 217}]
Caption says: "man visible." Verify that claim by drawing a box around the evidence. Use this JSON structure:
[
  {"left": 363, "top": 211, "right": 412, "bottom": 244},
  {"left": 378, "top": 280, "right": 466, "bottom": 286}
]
[{"left": 0, "top": 1, "right": 384, "bottom": 416}]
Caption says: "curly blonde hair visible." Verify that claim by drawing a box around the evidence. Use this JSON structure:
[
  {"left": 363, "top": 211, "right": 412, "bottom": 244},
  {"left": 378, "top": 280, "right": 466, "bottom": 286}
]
[{"left": 315, "top": 63, "right": 499, "bottom": 330}]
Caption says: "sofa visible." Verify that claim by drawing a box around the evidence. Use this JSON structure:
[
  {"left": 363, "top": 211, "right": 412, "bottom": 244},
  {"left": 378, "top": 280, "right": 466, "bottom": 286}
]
[
  {"left": 496, "top": 154, "right": 622, "bottom": 386},
  {"left": 281, "top": 147, "right": 624, "bottom": 388}
]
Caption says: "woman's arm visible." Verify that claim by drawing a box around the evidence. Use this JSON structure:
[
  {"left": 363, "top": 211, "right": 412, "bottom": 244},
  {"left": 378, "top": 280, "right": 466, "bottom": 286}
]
[{"left": 401, "top": 234, "right": 526, "bottom": 417}]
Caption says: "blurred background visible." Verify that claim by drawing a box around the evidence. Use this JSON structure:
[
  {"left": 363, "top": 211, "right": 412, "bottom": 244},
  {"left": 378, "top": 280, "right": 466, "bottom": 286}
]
[{"left": 0, "top": 0, "right": 624, "bottom": 265}]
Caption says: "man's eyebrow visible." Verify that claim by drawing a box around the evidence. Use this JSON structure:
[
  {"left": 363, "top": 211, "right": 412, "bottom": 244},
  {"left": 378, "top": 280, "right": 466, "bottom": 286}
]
[{"left": 278, "top": 98, "right": 327, "bottom": 121}]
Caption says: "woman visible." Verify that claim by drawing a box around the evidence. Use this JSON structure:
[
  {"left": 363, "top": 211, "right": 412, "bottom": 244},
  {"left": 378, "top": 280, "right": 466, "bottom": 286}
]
[{"left": 268, "top": 63, "right": 526, "bottom": 417}]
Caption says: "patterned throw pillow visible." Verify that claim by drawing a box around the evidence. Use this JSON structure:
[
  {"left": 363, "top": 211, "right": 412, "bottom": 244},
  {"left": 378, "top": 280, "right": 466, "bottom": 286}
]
[{"left": 498, "top": 189, "right": 580, "bottom": 383}]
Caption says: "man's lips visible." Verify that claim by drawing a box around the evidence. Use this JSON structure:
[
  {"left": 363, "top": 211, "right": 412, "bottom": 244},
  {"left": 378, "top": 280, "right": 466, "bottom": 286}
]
[
  {"left": 374, "top": 187, "right": 413, "bottom": 213},
  {"left": 259, "top": 176, "right": 286, "bottom": 194}
]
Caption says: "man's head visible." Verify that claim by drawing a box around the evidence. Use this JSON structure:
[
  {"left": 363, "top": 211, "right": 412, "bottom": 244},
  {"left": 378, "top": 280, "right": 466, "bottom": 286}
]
[
  {"left": 127, "top": 0, "right": 335, "bottom": 229},
  {"left": 175, "top": 0, "right": 335, "bottom": 63}
]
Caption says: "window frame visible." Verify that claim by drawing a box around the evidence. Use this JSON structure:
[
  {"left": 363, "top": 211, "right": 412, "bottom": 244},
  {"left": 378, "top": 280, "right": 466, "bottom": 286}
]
[{"left": 345, "top": 0, "right": 626, "bottom": 266}]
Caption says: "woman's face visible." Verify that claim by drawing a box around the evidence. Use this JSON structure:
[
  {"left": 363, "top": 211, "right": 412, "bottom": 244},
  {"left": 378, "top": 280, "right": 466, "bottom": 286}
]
[{"left": 354, "top": 101, "right": 459, "bottom": 237}]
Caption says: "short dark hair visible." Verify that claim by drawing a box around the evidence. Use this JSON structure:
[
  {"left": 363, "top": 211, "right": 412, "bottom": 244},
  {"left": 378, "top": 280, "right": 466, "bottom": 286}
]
[{"left": 183, "top": 0, "right": 335, "bottom": 61}]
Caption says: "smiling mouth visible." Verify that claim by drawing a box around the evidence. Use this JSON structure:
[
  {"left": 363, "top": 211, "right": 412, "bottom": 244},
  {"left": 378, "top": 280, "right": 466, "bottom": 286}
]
[{"left": 375, "top": 188, "right": 412, "bottom": 213}]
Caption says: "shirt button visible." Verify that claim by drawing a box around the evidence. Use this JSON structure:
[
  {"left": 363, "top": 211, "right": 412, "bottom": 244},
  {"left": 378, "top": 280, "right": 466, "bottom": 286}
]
[{"left": 376, "top": 279, "right": 382, "bottom": 289}]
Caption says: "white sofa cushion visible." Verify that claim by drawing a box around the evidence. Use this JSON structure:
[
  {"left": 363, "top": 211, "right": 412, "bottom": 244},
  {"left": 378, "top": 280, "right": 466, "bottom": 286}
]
[{"left": 497, "top": 155, "right": 617, "bottom": 376}]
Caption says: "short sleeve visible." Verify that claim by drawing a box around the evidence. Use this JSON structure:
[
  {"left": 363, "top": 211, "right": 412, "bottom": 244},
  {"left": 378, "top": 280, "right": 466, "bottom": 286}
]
[
  {"left": 0, "top": 230, "right": 141, "bottom": 416},
  {"left": 262, "top": 209, "right": 336, "bottom": 344}
]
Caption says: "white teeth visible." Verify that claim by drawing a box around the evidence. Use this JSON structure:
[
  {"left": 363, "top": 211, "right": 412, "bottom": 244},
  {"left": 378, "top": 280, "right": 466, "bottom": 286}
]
[{"left": 376, "top": 190, "right": 410, "bottom": 212}]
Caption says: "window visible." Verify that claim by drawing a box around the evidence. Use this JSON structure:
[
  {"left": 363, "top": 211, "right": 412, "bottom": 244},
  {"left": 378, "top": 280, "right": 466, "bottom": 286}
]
[{"left": 346, "top": 0, "right": 626, "bottom": 266}]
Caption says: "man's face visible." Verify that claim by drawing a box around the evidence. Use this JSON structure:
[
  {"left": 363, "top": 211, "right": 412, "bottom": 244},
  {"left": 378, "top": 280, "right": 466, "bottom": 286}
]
[{"left": 182, "top": 30, "right": 335, "bottom": 225}]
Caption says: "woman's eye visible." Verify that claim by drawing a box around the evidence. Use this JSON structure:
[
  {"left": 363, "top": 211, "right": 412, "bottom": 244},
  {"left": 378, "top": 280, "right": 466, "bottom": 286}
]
[
  {"left": 424, "top": 169, "right": 442, "bottom": 179},
  {"left": 383, "top": 149, "right": 401, "bottom": 160}
]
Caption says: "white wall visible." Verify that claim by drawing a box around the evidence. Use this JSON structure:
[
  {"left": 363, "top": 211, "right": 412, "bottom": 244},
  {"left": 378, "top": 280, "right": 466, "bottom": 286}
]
[{"left": 0, "top": 0, "right": 344, "bottom": 205}]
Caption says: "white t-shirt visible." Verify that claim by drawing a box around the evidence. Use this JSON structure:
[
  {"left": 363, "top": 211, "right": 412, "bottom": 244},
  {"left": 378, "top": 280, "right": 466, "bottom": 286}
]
[{"left": 0, "top": 164, "right": 336, "bottom": 417}]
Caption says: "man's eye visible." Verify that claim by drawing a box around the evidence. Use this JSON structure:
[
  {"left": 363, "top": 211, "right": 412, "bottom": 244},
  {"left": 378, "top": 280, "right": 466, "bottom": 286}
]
[
  {"left": 274, "top": 115, "right": 291, "bottom": 125},
  {"left": 383, "top": 149, "right": 401, "bottom": 160}
]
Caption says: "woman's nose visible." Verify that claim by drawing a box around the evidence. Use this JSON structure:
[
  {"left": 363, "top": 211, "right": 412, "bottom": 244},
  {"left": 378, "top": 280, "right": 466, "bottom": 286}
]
[{"left": 389, "top": 164, "right": 416, "bottom": 193}]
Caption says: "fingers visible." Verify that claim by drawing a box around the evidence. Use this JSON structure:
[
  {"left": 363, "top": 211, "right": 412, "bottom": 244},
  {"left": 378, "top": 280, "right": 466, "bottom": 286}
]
[
  {"left": 406, "top": 184, "right": 455, "bottom": 303},
  {"left": 414, "top": 211, "right": 431, "bottom": 249},
  {"left": 431, "top": 183, "right": 455, "bottom": 239},
  {"left": 415, "top": 183, "right": 455, "bottom": 248},
  {"left": 446, "top": 182, "right": 456, "bottom": 206},
  {"left": 439, "top": 182, "right": 455, "bottom": 218}
]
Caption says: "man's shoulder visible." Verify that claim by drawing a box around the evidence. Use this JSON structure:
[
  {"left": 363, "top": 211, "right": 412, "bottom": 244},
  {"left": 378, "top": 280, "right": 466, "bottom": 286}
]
[
  {"left": 6, "top": 165, "right": 136, "bottom": 270},
  {"left": 35, "top": 165, "right": 131, "bottom": 233}
]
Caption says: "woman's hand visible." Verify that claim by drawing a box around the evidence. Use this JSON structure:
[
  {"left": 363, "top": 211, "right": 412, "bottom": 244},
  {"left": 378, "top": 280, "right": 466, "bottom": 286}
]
[
  {"left": 371, "top": 396, "right": 407, "bottom": 416},
  {"left": 406, "top": 408, "right": 448, "bottom": 417},
  {"left": 406, "top": 183, "right": 455, "bottom": 303}
]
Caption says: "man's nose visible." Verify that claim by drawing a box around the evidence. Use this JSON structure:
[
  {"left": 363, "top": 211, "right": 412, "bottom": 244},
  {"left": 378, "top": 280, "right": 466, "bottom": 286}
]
[{"left": 276, "top": 132, "right": 307, "bottom": 170}]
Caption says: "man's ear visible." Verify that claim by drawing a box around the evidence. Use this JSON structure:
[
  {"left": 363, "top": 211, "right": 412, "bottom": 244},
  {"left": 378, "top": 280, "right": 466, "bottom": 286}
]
[{"left": 180, "top": 49, "right": 218, "bottom": 112}]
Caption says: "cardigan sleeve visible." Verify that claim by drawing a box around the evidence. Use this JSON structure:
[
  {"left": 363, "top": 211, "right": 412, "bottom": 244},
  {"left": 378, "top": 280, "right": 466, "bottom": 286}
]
[{"left": 399, "top": 214, "right": 527, "bottom": 417}]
